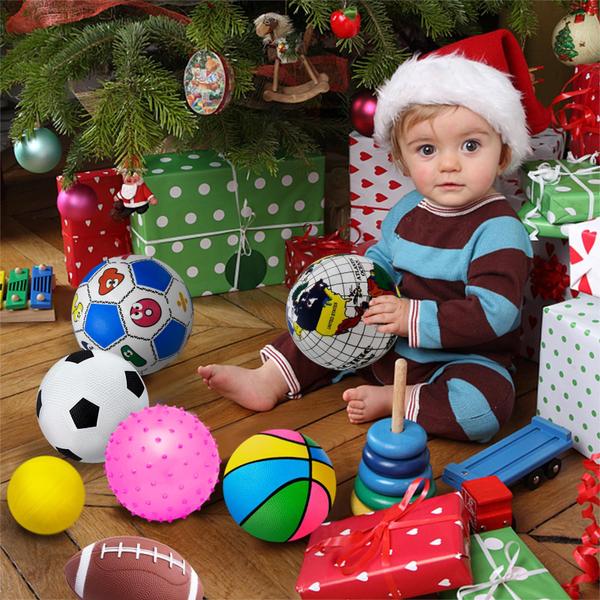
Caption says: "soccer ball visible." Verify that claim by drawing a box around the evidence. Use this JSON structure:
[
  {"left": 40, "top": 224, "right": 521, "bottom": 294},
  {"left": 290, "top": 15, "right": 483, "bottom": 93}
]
[
  {"left": 287, "top": 254, "right": 398, "bottom": 370},
  {"left": 37, "top": 350, "right": 149, "bottom": 463},
  {"left": 72, "top": 255, "right": 193, "bottom": 375}
]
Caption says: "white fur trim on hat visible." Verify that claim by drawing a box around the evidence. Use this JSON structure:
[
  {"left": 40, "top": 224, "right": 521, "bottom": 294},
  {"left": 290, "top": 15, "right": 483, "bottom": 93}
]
[{"left": 373, "top": 53, "right": 531, "bottom": 173}]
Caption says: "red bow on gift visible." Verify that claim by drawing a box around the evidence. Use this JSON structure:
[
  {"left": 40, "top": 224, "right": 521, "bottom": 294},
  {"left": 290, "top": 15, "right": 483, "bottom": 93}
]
[
  {"left": 307, "top": 479, "right": 433, "bottom": 599},
  {"left": 530, "top": 254, "right": 570, "bottom": 301},
  {"left": 562, "top": 453, "right": 600, "bottom": 599}
]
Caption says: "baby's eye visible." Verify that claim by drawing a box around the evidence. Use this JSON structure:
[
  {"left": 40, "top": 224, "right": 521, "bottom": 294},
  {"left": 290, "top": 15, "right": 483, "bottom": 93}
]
[
  {"left": 462, "top": 139, "right": 480, "bottom": 152},
  {"left": 417, "top": 144, "right": 435, "bottom": 156}
]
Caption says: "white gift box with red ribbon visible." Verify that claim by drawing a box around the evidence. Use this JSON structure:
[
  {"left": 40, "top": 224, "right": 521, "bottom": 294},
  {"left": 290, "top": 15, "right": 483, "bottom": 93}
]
[{"left": 569, "top": 218, "right": 600, "bottom": 297}]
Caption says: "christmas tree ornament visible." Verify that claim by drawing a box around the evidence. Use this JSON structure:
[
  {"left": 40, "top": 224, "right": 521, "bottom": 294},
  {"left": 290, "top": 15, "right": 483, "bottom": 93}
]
[
  {"left": 254, "top": 13, "right": 329, "bottom": 103},
  {"left": 57, "top": 182, "right": 98, "bottom": 222},
  {"left": 552, "top": 0, "right": 600, "bottom": 66},
  {"left": 351, "top": 89, "right": 377, "bottom": 137},
  {"left": 111, "top": 166, "right": 158, "bottom": 220},
  {"left": 330, "top": 6, "right": 361, "bottom": 39},
  {"left": 184, "top": 49, "right": 234, "bottom": 116},
  {"left": 13, "top": 127, "right": 62, "bottom": 173}
]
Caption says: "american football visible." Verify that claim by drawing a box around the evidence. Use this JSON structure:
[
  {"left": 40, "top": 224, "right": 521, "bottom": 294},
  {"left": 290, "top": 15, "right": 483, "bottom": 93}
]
[{"left": 64, "top": 536, "right": 203, "bottom": 600}]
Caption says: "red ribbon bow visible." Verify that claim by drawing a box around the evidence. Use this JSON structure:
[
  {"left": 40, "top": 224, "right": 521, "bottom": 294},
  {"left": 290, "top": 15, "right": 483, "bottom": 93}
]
[
  {"left": 562, "top": 453, "right": 600, "bottom": 599},
  {"left": 531, "top": 254, "right": 570, "bottom": 302},
  {"left": 307, "top": 479, "right": 434, "bottom": 599}
]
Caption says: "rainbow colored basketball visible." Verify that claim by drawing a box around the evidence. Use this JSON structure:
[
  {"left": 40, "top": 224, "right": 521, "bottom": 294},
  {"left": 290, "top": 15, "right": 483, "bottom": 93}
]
[{"left": 223, "top": 429, "right": 336, "bottom": 542}]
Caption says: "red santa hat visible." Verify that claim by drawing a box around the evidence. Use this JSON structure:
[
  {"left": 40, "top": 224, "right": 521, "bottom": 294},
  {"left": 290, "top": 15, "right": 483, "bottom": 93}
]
[{"left": 374, "top": 29, "right": 550, "bottom": 173}]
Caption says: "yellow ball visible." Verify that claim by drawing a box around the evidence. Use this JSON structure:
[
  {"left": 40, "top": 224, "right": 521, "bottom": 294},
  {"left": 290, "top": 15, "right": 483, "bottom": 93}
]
[{"left": 7, "top": 456, "right": 85, "bottom": 535}]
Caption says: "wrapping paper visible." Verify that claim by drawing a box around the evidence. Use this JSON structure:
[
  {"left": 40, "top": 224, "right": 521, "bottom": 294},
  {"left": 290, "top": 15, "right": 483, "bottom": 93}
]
[
  {"left": 569, "top": 218, "right": 600, "bottom": 297},
  {"left": 537, "top": 294, "right": 600, "bottom": 458},
  {"left": 441, "top": 527, "right": 569, "bottom": 599},
  {"left": 56, "top": 169, "right": 132, "bottom": 287},
  {"left": 130, "top": 151, "right": 324, "bottom": 296},
  {"left": 296, "top": 484, "right": 472, "bottom": 599}
]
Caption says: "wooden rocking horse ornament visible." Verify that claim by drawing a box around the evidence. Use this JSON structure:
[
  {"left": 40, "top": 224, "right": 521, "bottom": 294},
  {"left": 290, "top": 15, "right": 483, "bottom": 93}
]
[{"left": 254, "top": 12, "right": 330, "bottom": 103}]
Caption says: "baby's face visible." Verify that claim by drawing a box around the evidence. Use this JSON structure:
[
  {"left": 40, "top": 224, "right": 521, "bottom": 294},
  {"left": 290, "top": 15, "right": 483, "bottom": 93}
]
[{"left": 398, "top": 107, "right": 504, "bottom": 208}]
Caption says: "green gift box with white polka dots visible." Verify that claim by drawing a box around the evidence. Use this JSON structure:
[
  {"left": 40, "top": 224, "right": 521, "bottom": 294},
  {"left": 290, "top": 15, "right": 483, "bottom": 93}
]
[
  {"left": 130, "top": 151, "right": 325, "bottom": 296},
  {"left": 521, "top": 158, "right": 600, "bottom": 226},
  {"left": 537, "top": 294, "right": 600, "bottom": 458}
]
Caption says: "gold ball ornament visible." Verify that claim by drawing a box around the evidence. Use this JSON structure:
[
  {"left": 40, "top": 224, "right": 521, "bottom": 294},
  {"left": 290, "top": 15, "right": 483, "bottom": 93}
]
[
  {"left": 7, "top": 456, "right": 85, "bottom": 535},
  {"left": 552, "top": 9, "right": 600, "bottom": 66}
]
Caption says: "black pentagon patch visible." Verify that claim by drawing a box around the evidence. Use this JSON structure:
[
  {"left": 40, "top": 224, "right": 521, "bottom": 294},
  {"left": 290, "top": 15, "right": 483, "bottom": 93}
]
[
  {"left": 56, "top": 447, "right": 82, "bottom": 461},
  {"left": 65, "top": 350, "right": 94, "bottom": 364},
  {"left": 70, "top": 398, "right": 99, "bottom": 429},
  {"left": 36, "top": 390, "right": 42, "bottom": 417},
  {"left": 125, "top": 371, "right": 145, "bottom": 398}
]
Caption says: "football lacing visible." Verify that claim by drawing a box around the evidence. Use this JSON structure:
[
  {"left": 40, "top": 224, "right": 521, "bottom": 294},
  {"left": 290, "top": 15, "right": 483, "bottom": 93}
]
[{"left": 99, "top": 543, "right": 186, "bottom": 574}]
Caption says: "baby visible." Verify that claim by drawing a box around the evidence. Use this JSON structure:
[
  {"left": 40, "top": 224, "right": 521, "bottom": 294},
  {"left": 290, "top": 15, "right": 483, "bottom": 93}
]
[{"left": 198, "top": 51, "right": 533, "bottom": 443}]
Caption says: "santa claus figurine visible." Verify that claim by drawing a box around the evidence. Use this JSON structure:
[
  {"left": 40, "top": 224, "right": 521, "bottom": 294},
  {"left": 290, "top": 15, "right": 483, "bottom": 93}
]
[{"left": 111, "top": 168, "right": 158, "bottom": 220}]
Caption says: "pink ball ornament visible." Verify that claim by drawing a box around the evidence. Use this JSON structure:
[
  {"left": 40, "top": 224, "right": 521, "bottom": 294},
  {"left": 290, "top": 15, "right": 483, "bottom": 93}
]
[
  {"left": 351, "top": 90, "right": 377, "bottom": 137},
  {"left": 57, "top": 183, "right": 98, "bottom": 221},
  {"left": 105, "top": 405, "right": 220, "bottom": 522}
]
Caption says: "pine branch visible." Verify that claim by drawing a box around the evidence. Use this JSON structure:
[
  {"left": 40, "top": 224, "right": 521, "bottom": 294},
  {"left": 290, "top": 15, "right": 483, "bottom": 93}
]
[
  {"left": 505, "top": 0, "right": 539, "bottom": 42},
  {"left": 289, "top": 0, "right": 338, "bottom": 33},
  {"left": 187, "top": 0, "right": 248, "bottom": 52}
]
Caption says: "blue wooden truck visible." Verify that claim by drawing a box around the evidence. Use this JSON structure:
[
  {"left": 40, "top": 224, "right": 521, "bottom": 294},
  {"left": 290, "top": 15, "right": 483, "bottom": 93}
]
[{"left": 442, "top": 417, "right": 573, "bottom": 491}]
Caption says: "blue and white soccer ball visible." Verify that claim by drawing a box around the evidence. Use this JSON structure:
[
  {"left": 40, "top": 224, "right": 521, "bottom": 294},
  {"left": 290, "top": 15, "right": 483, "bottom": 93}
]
[{"left": 71, "top": 255, "right": 193, "bottom": 375}]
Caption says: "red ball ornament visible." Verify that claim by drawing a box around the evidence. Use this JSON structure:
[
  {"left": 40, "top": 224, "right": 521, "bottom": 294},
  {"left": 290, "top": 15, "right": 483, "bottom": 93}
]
[
  {"left": 57, "top": 183, "right": 98, "bottom": 222},
  {"left": 351, "top": 90, "right": 377, "bottom": 137},
  {"left": 330, "top": 7, "right": 361, "bottom": 39}
]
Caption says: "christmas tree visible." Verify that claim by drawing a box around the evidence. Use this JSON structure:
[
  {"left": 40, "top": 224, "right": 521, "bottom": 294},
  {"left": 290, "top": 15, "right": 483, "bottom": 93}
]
[
  {"left": 552, "top": 22, "right": 578, "bottom": 62},
  {"left": 1, "top": 0, "right": 545, "bottom": 183}
]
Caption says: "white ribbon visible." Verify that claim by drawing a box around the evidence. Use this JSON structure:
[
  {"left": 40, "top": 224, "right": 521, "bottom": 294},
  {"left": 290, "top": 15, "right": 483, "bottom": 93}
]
[
  {"left": 523, "top": 156, "right": 600, "bottom": 241},
  {"left": 457, "top": 537, "right": 548, "bottom": 600}
]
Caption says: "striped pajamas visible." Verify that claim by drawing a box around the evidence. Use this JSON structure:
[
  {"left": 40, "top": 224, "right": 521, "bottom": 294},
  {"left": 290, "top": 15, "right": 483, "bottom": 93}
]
[{"left": 263, "top": 190, "right": 532, "bottom": 442}]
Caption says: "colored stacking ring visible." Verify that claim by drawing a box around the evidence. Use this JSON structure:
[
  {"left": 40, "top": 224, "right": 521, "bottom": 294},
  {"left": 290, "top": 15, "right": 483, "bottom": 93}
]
[
  {"left": 354, "top": 475, "right": 436, "bottom": 511},
  {"left": 366, "top": 418, "right": 427, "bottom": 459},
  {"left": 362, "top": 445, "right": 430, "bottom": 477},
  {"left": 350, "top": 489, "right": 375, "bottom": 516},
  {"left": 358, "top": 461, "right": 433, "bottom": 496}
]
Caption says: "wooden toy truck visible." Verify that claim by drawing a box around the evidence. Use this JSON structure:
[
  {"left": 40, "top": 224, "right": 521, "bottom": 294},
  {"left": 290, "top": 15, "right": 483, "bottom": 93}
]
[
  {"left": 0, "top": 265, "right": 55, "bottom": 323},
  {"left": 442, "top": 417, "right": 572, "bottom": 491},
  {"left": 461, "top": 475, "right": 513, "bottom": 532}
]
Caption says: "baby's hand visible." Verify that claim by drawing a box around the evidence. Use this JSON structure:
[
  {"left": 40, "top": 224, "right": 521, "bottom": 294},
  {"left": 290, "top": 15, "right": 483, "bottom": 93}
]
[{"left": 362, "top": 295, "right": 409, "bottom": 337}]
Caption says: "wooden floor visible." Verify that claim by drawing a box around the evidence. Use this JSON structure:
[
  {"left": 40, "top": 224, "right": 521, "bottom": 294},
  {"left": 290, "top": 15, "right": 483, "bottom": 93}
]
[{"left": 1, "top": 169, "right": 596, "bottom": 599}]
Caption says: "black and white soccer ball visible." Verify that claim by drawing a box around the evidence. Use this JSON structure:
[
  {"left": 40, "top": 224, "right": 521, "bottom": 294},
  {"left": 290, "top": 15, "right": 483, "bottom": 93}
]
[{"left": 36, "top": 350, "right": 149, "bottom": 463}]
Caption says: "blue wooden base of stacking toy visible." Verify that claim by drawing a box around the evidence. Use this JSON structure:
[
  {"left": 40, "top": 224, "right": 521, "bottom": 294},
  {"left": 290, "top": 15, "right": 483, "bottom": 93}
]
[
  {"left": 354, "top": 474, "right": 436, "bottom": 510},
  {"left": 362, "top": 445, "right": 430, "bottom": 477},
  {"left": 358, "top": 461, "right": 433, "bottom": 496},
  {"left": 367, "top": 418, "right": 427, "bottom": 459}
]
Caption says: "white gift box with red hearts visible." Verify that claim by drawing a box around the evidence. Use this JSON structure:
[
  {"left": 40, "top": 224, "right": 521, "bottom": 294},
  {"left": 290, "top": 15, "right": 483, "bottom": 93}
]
[
  {"left": 349, "top": 131, "right": 416, "bottom": 243},
  {"left": 569, "top": 218, "right": 600, "bottom": 297}
]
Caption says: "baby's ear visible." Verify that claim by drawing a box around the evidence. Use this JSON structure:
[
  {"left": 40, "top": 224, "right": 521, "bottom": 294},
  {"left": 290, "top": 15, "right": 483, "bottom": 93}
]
[{"left": 498, "top": 144, "right": 512, "bottom": 174}]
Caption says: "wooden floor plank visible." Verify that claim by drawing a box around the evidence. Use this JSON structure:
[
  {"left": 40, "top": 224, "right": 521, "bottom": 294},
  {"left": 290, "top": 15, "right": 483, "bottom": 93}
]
[
  {"left": 0, "top": 547, "right": 37, "bottom": 600},
  {"left": 225, "top": 288, "right": 287, "bottom": 328}
]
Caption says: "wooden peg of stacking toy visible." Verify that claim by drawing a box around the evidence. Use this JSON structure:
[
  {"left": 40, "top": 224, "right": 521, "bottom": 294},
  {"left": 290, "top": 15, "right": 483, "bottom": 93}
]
[{"left": 351, "top": 358, "right": 436, "bottom": 515}]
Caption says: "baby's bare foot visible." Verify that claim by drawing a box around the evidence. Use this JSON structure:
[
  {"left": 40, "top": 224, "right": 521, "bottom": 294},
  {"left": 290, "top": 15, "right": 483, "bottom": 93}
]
[
  {"left": 342, "top": 384, "right": 396, "bottom": 424},
  {"left": 197, "top": 361, "right": 288, "bottom": 412}
]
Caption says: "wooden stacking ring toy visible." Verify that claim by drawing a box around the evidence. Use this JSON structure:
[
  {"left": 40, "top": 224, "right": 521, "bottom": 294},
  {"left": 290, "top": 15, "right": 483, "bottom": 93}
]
[
  {"left": 354, "top": 476, "right": 436, "bottom": 511},
  {"left": 358, "top": 462, "right": 433, "bottom": 496},
  {"left": 366, "top": 418, "right": 427, "bottom": 459},
  {"left": 362, "top": 445, "right": 430, "bottom": 477}
]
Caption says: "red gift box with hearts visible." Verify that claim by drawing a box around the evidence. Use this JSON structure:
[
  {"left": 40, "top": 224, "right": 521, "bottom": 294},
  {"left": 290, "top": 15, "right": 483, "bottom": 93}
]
[
  {"left": 349, "top": 131, "right": 417, "bottom": 243},
  {"left": 569, "top": 219, "right": 600, "bottom": 297},
  {"left": 57, "top": 169, "right": 132, "bottom": 287},
  {"left": 296, "top": 485, "right": 472, "bottom": 599}
]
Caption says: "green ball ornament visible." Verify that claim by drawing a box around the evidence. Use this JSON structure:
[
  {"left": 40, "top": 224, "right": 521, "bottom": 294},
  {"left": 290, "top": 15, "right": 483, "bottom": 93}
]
[
  {"left": 225, "top": 250, "right": 267, "bottom": 290},
  {"left": 14, "top": 127, "right": 62, "bottom": 173}
]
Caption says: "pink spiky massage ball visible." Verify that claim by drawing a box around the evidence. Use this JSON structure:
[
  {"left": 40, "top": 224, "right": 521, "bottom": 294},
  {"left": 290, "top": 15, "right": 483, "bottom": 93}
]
[{"left": 105, "top": 405, "right": 220, "bottom": 522}]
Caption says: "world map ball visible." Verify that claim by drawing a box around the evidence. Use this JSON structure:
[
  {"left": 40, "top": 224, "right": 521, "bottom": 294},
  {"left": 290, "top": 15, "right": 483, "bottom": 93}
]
[{"left": 286, "top": 254, "right": 398, "bottom": 370}]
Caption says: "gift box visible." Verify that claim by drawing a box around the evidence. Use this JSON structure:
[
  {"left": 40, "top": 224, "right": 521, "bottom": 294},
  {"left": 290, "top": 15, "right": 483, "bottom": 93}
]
[
  {"left": 552, "top": 63, "right": 599, "bottom": 159},
  {"left": 495, "top": 127, "right": 566, "bottom": 213},
  {"left": 517, "top": 201, "right": 573, "bottom": 240},
  {"left": 537, "top": 294, "right": 600, "bottom": 458},
  {"left": 440, "top": 527, "right": 569, "bottom": 599},
  {"left": 519, "top": 157, "right": 600, "bottom": 228},
  {"left": 349, "top": 131, "right": 416, "bottom": 243},
  {"left": 295, "top": 488, "right": 472, "bottom": 599},
  {"left": 520, "top": 237, "right": 575, "bottom": 362},
  {"left": 56, "top": 169, "right": 132, "bottom": 288},
  {"left": 130, "top": 151, "right": 325, "bottom": 296},
  {"left": 569, "top": 218, "right": 600, "bottom": 297}
]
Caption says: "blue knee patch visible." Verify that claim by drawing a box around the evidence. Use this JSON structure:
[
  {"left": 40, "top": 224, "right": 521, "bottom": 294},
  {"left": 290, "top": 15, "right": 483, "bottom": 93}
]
[{"left": 447, "top": 378, "right": 499, "bottom": 442}]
